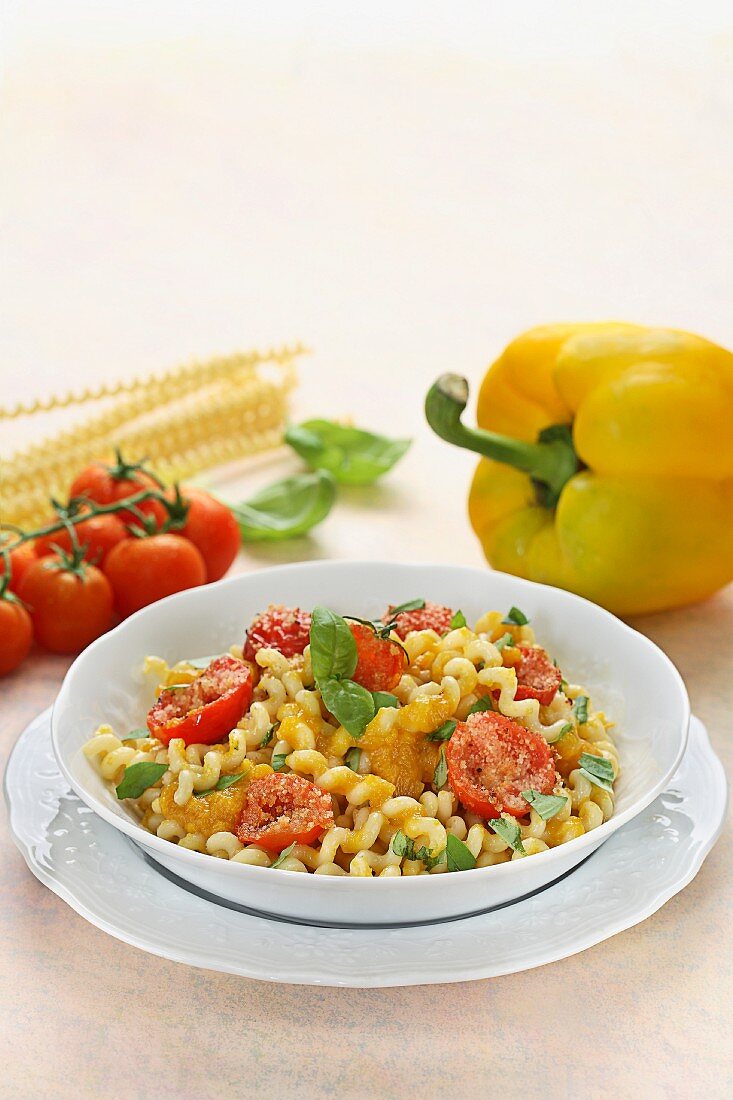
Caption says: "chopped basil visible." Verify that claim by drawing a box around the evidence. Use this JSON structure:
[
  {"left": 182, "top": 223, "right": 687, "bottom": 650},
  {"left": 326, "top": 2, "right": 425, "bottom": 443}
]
[
  {"left": 371, "top": 691, "right": 400, "bottom": 711},
  {"left": 229, "top": 469, "right": 337, "bottom": 541},
  {"left": 433, "top": 746, "right": 448, "bottom": 789},
  {"left": 553, "top": 721, "right": 574, "bottom": 741},
  {"left": 184, "top": 654, "right": 221, "bottom": 669},
  {"left": 489, "top": 816, "right": 526, "bottom": 855},
  {"left": 389, "top": 598, "right": 426, "bottom": 615},
  {"left": 310, "top": 606, "right": 358, "bottom": 682},
  {"left": 344, "top": 747, "right": 362, "bottom": 772},
  {"left": 579, "top": 752, "right": 615, "bottom": 792},
  {"left": 502, "top": 606, "right": 529, "bottom": 626},
  {"left": 260, "top": 725, "right": 275, "bottom": 748},
  {"left": 320, "top": 676, "right": 376, "bottom": 739},
  {"left": 390, "top": 830, "right": 444, "bottom": 870},
  {"left": 164, "top": 682, "right": 194, "bottom": 691},
  {"left": 494, "top": 632, "right": 515, "bottom": 651},
  {"left": 285, "top": 419, "right": 411, "bottom": 485},
  {"left": 270, "top": 842, "right": 297, "bottom": 869},
  {"left": 271, "top": 753, "right": 288, "bottom": 772},
  {"left": 522, "top": 789, "right": 567, "bottom": 820},
  {"left": 426, "top": 719, "right": 457, "bottom": 742},
  {"left": 194, "top": 773, "right": 247, "bottom": 798},
  {"left": 468, "top": 695, "right": 495, "bottom": 715},
  {"left": 115, "top": 762, "right": 168, "bottom": 800},
  {"left": 119, "top": 729, "right": 149, "bottom": 741},
  {"left": 445, "top": 833, "right": 476, "bottom": 871},
  {"left": 449, "top": 609, "right": 467, "bottom": 629},
  {"left": 560, "top": 678, "right": 569, "bottom": 693},
  {"left": 572, "top": 695, "right": 589, "bottom": 724}
]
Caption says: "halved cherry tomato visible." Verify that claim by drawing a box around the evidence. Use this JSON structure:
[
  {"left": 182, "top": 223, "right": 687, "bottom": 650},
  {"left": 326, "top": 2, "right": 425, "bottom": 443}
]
[
  {"left": 0, "top": 596, "right": 33, "bottom": 675},
  {"left": 103, "top": 533, "right": 206, "bottom": 617},
  {"left": 69, "top": 457, "right": 166, "bottom": 527},
  {"left": 18, "top": 556, "right": 113, "bottom": 654},
  {"left": 446, "top": 711, "right": 556, "bottom": 818},
  {"left": 0, "top": 542, "right": 37, "bottom": 593},
  {"left": 175, "top": 488, "right": 240, "bottom": 582},
  {"left": 349, "top": 621, "right": 406, "bottom": 692},
  {"left": 244, "top": 605, "right": 312, "bottom": 661},
  {"left": 34, "top": 509, "right": 128, "bottom": 565},
  {"left": 514, "top": 645, "right": 562, "bottom": 707},
  {"left": 147, "top": 655, "right": 253, "bottom": 746},
  {"left": 236, "top": 772, "right": 334, "bottom": 852},
  {"left": 386, "top": 600, "right": 454, "bottom": 639}
]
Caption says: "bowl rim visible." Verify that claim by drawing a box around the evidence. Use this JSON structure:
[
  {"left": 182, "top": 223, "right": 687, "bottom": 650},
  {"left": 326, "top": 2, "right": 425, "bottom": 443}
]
[{"left": 51, "top": 559, "right": 691, "bottom": 892}]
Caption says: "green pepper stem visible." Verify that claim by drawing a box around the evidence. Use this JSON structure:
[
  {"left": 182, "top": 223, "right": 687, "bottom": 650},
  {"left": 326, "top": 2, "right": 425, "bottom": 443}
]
[{"left": 425, "top": 374, "right": 579, "bottom": 507}]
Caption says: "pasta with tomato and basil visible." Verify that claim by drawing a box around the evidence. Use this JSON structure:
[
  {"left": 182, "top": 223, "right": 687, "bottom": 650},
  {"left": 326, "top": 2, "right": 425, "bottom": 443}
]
[{"left": 82, "top": 599, "right": 619, "bottom": 875}]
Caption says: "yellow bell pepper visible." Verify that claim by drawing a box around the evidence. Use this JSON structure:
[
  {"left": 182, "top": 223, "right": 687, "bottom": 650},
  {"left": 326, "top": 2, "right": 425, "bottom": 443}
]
[{"left": 426, "top": 323, "right": 733, "bottom": 615}]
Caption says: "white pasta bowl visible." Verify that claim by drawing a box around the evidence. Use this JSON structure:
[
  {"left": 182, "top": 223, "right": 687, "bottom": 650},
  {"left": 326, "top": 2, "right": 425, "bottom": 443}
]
[{"left": 51, "top": 561, "right": 689, "bottom": 927}]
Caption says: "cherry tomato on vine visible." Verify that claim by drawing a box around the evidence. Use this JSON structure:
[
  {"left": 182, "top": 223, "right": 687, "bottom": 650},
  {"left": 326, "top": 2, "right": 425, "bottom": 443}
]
[
  {"left": 175, "top": 488, "right": 240, "bottom": 582},
  {"left": 34, "top": 509, "right": 128, "bottom": 566},
  {"left": 0, "top": 542, "right": 37, "bottom": 593},
  {"left": 147, "top": 655, "right": 253, "bottom": 746},
  {"left": 103, "top": 533, "right": 206, "bottom": 617},
  {"left": 236, "top": 773, "right": 334, "bottom": 852},
  {"left": 18, "top": 556, "right": 113, "bottom": 654},
  {"left": 0, "top": 595, "right": 33, "bottom": 675},
  {"left": 69, "top": 454, "right": 166, "bottom": 527}
]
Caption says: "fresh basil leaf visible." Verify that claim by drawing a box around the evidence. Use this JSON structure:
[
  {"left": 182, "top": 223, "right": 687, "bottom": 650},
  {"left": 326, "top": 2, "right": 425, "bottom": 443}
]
[
  {"left": 449, "top": 609, "right": 467, "bottom": 629},
  {"left": 164, "top": 682, "right": 194, "bottom": 691},
  {"left": 120, "top": 729, "right": 149, "bottom": 741},
  {"left": 270, "top": 842, "right": 297, "bottom": 869},
  {"left": 371, "top": 690, "right": 400, "bottom": 711},
  {"left": 433, "top": 746, "right": 448, "bottom": 789},
  {"left": 389, "top": 598, "right": 425, "bottom": 615},
  {"left": 579, "top": 752, "right": 615, "bottom": 792},
  {"left": 116, "top": 762, "right": 168, "bottom": 800},
  {"left": 546, "top": 721, "right": 574, "bottom": 744},
  {"left": 494, "top": 632, "right": 514, "bottom": 651},
  {"left": 391, "top": 830, "right": 411, "bottom": 857},
  {"left": 468, "top": 695, "right": 495, "bottom": 715},
  {"left": 310, "top": 606, "right": 358, "bottom": 682},
  {"left": 184, "top": 654, "right": 221, "bottom": 669},
  {"left": 502, "top": 606, "right": 529, "bottom": 626},
  {"left": 320, "top": 677, "right": 376, "bottom": 739},
  {"left": 260, "top": 725, "right": 276, "bottom": 748},
  {"left": 285, "top": 419, "right": 411, "bottom": 486},
  {"left": 489, "top": 816, "right": 526, "bottom": 855},
  {"left": 445, "top": 833, "right": 477, "bottom": 871},
  {"left": 572, "top": 695, "right": 589, "bottom": 724},
  {"left": 194, "top": 773, "right": 247, "bottom": 798},
  {"left": 271, "top": 753, "right": 288, "bottom": 772},
  {"left": 560, "top": 678, "right": 569, "bottom": 693},
  {"left": 390, "top": 830, "right": 444, "bottom": 870},
  {"left": 230, "top": 469, "right": 336, "bottom": 542},
  {"left": 344, "top": 747, "right": 362, "bottom": 772},
  {"left": 522, "top": 789, "right": 567, "bottom": 820},
  {"left": 426, "top": 719, "right": 457, "bottom": 742}
]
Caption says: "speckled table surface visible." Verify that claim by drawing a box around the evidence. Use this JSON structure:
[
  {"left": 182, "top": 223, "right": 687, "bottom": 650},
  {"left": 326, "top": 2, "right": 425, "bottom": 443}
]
[{"left": 2, "top": 5, "right": 732, "bottom": 1096}]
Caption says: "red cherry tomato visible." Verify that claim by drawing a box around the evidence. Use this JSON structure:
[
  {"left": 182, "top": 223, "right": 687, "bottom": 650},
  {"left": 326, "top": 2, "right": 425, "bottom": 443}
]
[
  {"left": 0, "top": 542, "right": 37, "bottom": 593},
  {"left": 236, "top": 772, "right": 334, "bottom": 852},
  {"left": 18, "top": 557, "right": 113, "bottom": 654},
  {"left": 176, "top": 488, "right": 240, "bottom": 582},
  {"left": 386, "top": 600, "right": 454, "bottom": 639},
  {"left": 69, "top": 459, "right": 166, "bottom": 527},
  {"left": 103, "top": 534, "right": 206, "bottom": 617},
  {"left": 34, "top": 510, "right": 128, "bottom": 566},
  {"left": 244, "top": 605, "right": 312, "bottom": 661},
  {"left": 349, "top": 621, "right": 406, "bottom": 693},
  {"left": 0, "top": 596, "right": 33, "bottom": 675},
  {"left": 446, "top": 711, "right": 556, "bottom": 819},
  {"left": 514, "top": 645, "right": 562, "bottom": 707},
  {"left": 147, "top": 655, "right": 253, "bottom": 747}
]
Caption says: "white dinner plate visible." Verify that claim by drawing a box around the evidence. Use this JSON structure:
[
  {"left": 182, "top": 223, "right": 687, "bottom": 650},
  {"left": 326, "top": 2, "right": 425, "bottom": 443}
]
[
  {"left": 50, "top": 561, "right": 690, "bottom": 925},
  {"left": 6, "top": 708, "right": 725, "bottom": 986}
]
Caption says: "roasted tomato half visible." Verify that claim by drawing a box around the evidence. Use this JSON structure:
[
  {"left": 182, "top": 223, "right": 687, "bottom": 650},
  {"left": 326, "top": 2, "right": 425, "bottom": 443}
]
[
  {"left": 446, "top": 710, "right": 556, "bottom": 819},
  {"left": 147, "top": 655, "right": 253, "bottom": 746},
  {"left": 514, "top": 645, "right": 562, "bottom": 707},
  {"left": 349, "top": 621, "right": 406, "bottom": 692},
  {"left": 243, "top": 605, "right": 312, "bottom": 661},
  {"left": 236, "top": 772, "right": 334, "bottom": 852},
  {"left": 385, "top": 600, "right": 454, "bottom": 639}
]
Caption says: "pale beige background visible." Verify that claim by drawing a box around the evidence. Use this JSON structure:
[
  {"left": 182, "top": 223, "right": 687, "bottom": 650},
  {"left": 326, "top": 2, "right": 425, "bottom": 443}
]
[{"left": 1, "top": 4, "right": 732, "bottom": 1098}]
